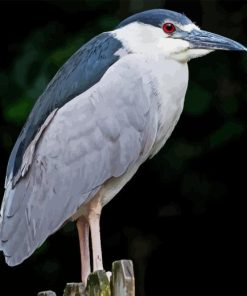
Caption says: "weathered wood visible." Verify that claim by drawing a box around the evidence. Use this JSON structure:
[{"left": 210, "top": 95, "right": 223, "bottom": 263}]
[
  {"left": 112, "top": 260, "right": 135, "bottom": 296},
  {"left": 37, "top": 260, "right": 135, "bottom": 295},
  {"left": 86, "top": 270, "right": 111, "bottom": 296},
  {"left": 63, "top": 283, "right": 86, "bottom": 296},
  {"left": 37, "top": 291, "right": 57, "bottom": 296}
]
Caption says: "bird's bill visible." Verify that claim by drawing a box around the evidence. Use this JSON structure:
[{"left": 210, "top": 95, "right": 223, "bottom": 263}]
[{"left": 184, "top": 29, "right": 247, "bottom": 51}]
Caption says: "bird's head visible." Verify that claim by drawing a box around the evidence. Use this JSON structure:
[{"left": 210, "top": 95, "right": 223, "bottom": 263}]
[{"left": 115, "top": 9, "right": 247, "bottom": 63}]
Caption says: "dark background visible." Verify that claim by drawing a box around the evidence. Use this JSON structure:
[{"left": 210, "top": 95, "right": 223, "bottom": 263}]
[{"left": 1, "top": 0, "right": 247, "bottom": 295}]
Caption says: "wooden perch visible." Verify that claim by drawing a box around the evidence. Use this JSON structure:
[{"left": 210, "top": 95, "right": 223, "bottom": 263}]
[
  {"left": 86, "top": 270, "right": 111, "bottom": 296},
  {"left": 63, "top": 283, "right": 86, "bottom": 296},
  {"left": 37, "top": 260, "right": 135, "bottom": 296},
  {"left": 38, "top": 291, "right": 57, "bottom": 296},
  {"left": 112, "top": 260, "right": 135, "bottom": 296}
]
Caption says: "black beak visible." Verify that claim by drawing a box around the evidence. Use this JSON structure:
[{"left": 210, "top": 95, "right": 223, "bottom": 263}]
[{"left": 184, "top": 29, "right": 247, "bottom": 51}]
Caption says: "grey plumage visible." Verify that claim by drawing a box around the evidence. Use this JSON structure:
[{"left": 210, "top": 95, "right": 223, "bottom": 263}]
[
  {"left": 6, "top": 33, "right": 123, "bottom": 186},
  {"left": 1, "top": 8, "right": 245, "bottom": 270},
  {"left": 0, "top": 54, "right": 160, "bottom": 266}
]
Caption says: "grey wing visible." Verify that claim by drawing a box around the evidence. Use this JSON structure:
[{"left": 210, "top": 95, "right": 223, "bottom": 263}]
[
  {"left": 0, "top": 54, "right": 159, "bottom": 266},
  {"left": 6, "top": 32, "right": 124, "bottom": 186}
]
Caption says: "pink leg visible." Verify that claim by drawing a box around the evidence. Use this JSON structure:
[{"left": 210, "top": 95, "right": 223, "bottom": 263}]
[
  {"left": 76, "top": 217, "right": 91, "bottom": 285},
  {"left": 88, "top": 210, "right": 103, "bottom": 271}
]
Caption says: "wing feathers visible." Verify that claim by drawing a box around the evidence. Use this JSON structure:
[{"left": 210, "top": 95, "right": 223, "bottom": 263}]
[{"left": 0, "top": 54, "right": 158, "bottom": 265}]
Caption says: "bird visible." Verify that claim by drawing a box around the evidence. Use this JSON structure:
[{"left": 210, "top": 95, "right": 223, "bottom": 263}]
[{"left": 0, "top": 9, "right": 246, "bottom": 284}]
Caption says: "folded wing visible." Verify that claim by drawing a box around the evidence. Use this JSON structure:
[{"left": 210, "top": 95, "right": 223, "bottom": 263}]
[{"left": 0, "top": 54, "right": 158, "bottom": 266}]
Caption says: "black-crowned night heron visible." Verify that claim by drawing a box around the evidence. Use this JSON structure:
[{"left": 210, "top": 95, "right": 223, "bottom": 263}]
[{"left": 0, "top": 9, "right": 246, "bottom": 284}]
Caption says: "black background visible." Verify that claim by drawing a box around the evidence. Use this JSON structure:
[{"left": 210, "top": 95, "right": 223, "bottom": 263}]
[{"left": 1, "top": 1, "right": 247, "bottom": 295}]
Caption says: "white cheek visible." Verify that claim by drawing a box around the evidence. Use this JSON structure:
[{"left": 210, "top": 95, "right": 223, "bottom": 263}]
[
  {"left": 161, "top": 38, "right": 190, "bottom": 53},
  {"left": 114, "top": 23, "right": 164, "bottom": 54}
]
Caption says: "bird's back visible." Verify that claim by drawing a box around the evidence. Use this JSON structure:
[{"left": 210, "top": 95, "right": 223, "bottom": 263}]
[{"left": 5, "top": 33, "right": 123, "bottom": 188}]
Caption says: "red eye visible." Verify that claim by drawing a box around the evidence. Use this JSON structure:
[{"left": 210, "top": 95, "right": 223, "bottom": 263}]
[{"left": 162, "top": 23, "right": 176, "bottom": 34}]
